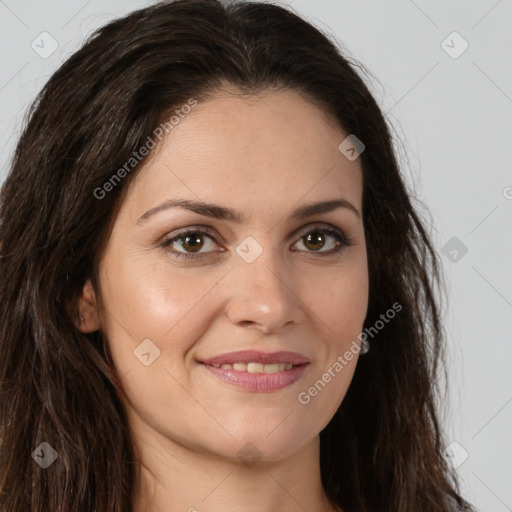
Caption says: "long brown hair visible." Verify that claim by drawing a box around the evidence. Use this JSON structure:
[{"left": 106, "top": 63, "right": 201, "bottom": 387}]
[{"left": 0, "top": 1, "right": 475, "bottom": 510}]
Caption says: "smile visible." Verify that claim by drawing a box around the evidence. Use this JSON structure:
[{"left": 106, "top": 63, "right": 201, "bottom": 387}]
[{"left": 200, "top": 360, "right": 310, "bottom": 392}]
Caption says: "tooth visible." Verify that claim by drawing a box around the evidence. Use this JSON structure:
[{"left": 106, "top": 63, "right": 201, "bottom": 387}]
[
  {"left": 263, "top": 363, "right": 280, "bottom": 373},
  {"left": 247, "top": 362, "right": 264, "bottom": 373},
  {"left": 216, "top": 361, "right": 294, "bottom": 372}
]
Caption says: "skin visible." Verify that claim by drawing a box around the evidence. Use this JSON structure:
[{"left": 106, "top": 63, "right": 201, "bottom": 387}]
[{"left": 77, "top": 88, "right": 368, "bottom": 512}]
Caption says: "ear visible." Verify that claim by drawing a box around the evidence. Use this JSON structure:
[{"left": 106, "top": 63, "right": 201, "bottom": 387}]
[{"left": 75, "top": 278, "right": 101, "bottom": 333}]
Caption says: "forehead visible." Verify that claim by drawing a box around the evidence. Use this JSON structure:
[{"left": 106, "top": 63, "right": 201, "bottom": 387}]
[{"left": 125, "top": 89, "right": 363, "bottom": 222}]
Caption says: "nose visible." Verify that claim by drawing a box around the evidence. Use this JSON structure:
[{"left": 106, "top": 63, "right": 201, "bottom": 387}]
[{"left": 224, "top": 245, "right": 306, "bottom": 335}]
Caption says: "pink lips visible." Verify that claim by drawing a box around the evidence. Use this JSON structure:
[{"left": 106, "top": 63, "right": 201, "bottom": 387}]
[{"left": 199, "top": 350, "right": 310, "bottom": 392}]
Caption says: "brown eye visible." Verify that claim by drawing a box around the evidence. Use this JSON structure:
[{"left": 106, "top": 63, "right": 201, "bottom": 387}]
[
  {"left": 303, "top": 231, "right": 328, "bottom": 251},
  {"left": 161, "top": 228, "right": 220, "bottom": 261},
  {"left": 178, "top": 233, "right": 206, "bottom": 253},
  {"left": 292, "top": 225, "right": 354, "bottom": 256}
]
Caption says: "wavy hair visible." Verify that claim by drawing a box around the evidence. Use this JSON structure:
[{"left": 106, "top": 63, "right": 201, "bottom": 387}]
[{"left": 0, "top": 1, "right": 475, "bottom": 510}]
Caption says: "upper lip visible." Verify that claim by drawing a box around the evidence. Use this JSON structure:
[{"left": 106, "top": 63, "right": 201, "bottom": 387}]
[{"left": 199, "top": 350, "right": 310, "bottom": 366}]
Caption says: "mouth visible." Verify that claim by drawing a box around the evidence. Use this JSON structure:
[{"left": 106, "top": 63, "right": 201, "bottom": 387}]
[{"left": 198, "top": 350, "right": 310, "bottom": 392}]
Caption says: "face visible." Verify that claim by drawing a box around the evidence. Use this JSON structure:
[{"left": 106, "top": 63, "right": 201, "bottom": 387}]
[{"left": 79, "top": 88, "right": 368, "bottom": 464}]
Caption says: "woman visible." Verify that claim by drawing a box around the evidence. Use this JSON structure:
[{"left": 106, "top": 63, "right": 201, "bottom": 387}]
[{"left": 0, "top": 0, "right": 476, "bottom": 511}]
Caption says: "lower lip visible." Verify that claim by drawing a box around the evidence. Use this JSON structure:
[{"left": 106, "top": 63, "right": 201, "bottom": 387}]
[{"left": 201, "top": 363, "right": 309, "bottom": 392}]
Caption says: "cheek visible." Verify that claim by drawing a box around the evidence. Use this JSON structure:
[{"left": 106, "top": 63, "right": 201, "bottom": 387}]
[
  {"left": 96, "top": 252, "right": 222, "bottom": 424},
  {"left": 324, "top": 278, "right": 367, "bottom": 331},
  {"left": 295, "top": 253, "right": 368, "bottom": 409},
  {"left": 303, "top": 256, "right": 369, "bottom": 342},
  {"left": 294, "top": 270, "right": 367, "bottom": 430},
  {"left": 97, "top": 248, "right": 228, "bottom": 365}
]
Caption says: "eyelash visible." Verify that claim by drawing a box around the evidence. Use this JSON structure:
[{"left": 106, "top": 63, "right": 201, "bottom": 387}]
[{"left": 160, "top": 224, "right": 355, "bottom": 262}]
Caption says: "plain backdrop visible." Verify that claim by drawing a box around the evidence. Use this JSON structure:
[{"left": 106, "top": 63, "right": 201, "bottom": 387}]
[{"left": 1, "top": 1, "right": 511, "bottom": 510}]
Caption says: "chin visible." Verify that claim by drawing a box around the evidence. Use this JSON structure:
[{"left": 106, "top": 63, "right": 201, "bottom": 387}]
[{"left": 214, "top": 424, "right": 317, "bottom": 466}]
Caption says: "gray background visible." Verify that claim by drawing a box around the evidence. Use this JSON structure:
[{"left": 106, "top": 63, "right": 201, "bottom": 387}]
[{"left": 1, "top": 1, "right": 511, "bottom": 510}]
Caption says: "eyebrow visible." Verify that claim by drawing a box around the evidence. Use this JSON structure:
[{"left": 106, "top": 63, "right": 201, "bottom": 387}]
[{"left": 136, "top": 198, "right": 360, "bottom": 225}]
